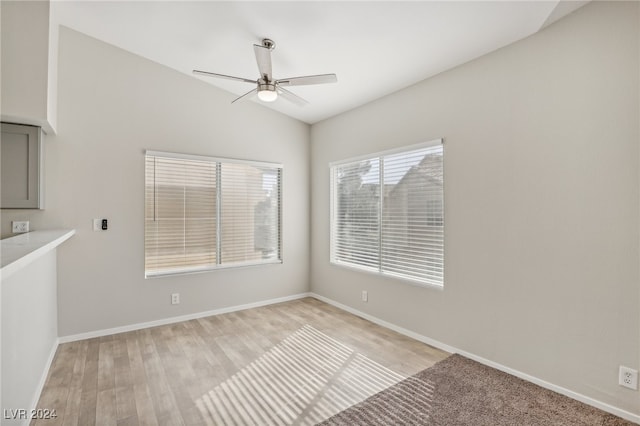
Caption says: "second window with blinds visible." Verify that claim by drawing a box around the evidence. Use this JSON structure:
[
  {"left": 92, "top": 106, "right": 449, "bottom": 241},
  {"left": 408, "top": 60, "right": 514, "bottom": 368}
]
[
  {"left": 145, "top": 151, "right": 282, "bottom": 278},
  {"left": 330, "top": 140, "right": 444, "bottom": 287}
]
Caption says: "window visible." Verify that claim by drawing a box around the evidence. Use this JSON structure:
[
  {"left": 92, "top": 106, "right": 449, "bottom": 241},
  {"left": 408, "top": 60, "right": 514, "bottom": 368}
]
[
  {"left": 145, "top": 151, "right": 281, "bottom": 277},
  {"left": 330, "top": 140, "right": 444, "bottom": 286}
]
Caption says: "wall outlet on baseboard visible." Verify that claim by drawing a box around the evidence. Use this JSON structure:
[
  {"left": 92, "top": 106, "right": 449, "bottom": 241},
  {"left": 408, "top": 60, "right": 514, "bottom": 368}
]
[
  {"left": 361, "top": 290, "right": 368, "bottom": 302},
  {"left": 12, "top": 221, "right": 29, "bottom": 233},
  {"left": 171, "top": 293, "right": 180, "bottom": 305},
  {"left": 619, "top": 366, "right": 638, "bottom": 390}
]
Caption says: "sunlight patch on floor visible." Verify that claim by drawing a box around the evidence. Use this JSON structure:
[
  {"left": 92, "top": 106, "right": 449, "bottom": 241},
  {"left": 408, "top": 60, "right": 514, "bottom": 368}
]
[{"left": 196, "top": 324, "right": 406, "bottom": 425}]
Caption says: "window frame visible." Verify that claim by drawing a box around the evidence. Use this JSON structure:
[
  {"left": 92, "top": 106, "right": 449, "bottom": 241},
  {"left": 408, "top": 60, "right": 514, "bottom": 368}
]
[
  {"left": 144, "top": 150, "right": 283, "bottom": 278},
  {"left": 329, "top": 139, "right": 444, "bottom": 288}
]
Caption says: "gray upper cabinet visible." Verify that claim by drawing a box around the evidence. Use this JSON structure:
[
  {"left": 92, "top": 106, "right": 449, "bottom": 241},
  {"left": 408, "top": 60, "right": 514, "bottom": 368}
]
[{"left": 1, "top": 122, "right": 44, "bottom": 209}]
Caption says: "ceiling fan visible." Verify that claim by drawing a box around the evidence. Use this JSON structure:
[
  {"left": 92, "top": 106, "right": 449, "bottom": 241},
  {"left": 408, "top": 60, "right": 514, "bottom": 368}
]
[{"left": 193, "top": 38, "right": 337, "bottom": 106}]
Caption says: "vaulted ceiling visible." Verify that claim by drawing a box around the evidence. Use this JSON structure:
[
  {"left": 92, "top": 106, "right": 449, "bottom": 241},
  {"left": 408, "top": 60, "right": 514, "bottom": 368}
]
[{"left": 51, "top": 1, "right": 588, "bottom": 124}]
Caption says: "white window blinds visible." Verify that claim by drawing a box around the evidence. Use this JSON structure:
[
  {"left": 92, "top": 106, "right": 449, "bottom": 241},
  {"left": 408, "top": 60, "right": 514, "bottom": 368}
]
[
  {"left": 330, "top": 141, "right": 444, "bottom": 286},
  {"left": 145, "top": 151, "right": 282, "bottom": 277}
]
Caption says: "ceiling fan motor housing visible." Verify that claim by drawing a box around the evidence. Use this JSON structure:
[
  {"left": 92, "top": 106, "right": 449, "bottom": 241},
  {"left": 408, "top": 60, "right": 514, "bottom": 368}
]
[
  {"left": 258, "top": 80, "right": 276, "bottom": 92},
  {"left": 257, "top": 79, "right": 278, "bottom": 102}
]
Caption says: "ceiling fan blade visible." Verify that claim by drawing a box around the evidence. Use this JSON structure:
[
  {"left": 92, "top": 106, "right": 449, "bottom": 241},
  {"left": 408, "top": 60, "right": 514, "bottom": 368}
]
[
  {"left": 231, "top": 88, "right": 258, "bottom": 104},
  {"left": 276, "top": 73, "right": 337, "bottom": 87},
  {"left": 193, "top": 70, "right": 256, "bottom": 84},
  {"left": 277, "top": 87, "right": 308, "bottom": 107},
  {"left": 253, "top": 44, "right": 273, "bottom": 81}
]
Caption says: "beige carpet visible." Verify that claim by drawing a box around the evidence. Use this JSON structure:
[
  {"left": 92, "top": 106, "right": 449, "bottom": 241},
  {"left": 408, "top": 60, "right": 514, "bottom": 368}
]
[{"left": 319, "top": 354, "right": 637, "bottom": 426}]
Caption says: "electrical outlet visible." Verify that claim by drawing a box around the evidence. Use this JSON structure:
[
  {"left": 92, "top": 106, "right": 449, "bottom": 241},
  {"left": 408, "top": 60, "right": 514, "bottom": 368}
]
[
  {"left": 12, "top": 221, "right": 29, "bottom": 233},
  {"left": 619, "top": 366, "right": 638, "bottom": 390},
  {"left": 362, "top": 290, "right": 368, "bottom": 302},
  {"left": 171, "top": 293, "right": 180, "bottom": 305}
]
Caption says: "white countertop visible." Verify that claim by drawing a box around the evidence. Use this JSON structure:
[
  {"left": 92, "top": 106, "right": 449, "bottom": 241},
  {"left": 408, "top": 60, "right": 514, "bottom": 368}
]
[{"left": 1, "top": 229, "right": 75, "bottom": 280}]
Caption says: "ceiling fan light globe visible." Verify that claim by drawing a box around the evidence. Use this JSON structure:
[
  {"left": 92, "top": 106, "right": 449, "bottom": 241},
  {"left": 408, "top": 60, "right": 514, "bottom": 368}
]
[{"left": 258, "top": 89, "right": 278, "bottom": 102}]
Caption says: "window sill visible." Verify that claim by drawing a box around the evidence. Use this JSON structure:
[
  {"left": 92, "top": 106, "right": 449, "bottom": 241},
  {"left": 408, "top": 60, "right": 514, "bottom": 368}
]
[
  {"left": 146, "top": 258, "right": 283, "bottom": 279},
  {"left": 330, "top": 260, "right": 444, "bottom": 291}
]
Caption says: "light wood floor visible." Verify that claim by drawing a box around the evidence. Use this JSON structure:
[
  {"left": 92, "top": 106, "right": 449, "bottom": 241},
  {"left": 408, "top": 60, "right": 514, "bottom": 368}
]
[{"left": 32, "top": 297, "right": 448, "bottom": 426}]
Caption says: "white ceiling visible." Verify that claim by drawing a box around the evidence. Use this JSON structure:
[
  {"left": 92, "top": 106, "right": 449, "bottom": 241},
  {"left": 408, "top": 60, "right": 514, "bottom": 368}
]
[{"left": 51, "top": 1, "right": 588, "bottom": 124}]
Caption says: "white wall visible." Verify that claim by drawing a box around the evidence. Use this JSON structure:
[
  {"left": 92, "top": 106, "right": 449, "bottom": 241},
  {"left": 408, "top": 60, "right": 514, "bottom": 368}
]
[
  {"left": 311, "top": 1, "right": 639, "bottom": 416},
  {"left": 30, "top": 27, "right": 310, "bottom": 337},
  {"left": 2, "top": 250, "right": 58, "bottom": 425}
]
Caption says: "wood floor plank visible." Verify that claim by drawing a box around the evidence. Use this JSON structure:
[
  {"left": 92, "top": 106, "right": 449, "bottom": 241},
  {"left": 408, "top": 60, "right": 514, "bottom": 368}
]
[
  {"left": 32, "top": 298, "right": 448, "bottom": 425},
  {"left": 137, "top": 331, "right": 177, "bottom": 423},
  {"left": 156, "top": 328, "right": 205, "bottom": 426},
  {"left": 98, "top": 341, "right": 116, "bottom": 391},
  {"left": 125, "top": 334, "right": 159, "bottom": 426},
  {"left": 76, "top": 339, "right": 101, "bottom": 426},
  {"left": 95, "top": 388, "right": 116, "bottom": 426},
  {"left": 57, "top": 340, "right": 89, "bottom": 426}
]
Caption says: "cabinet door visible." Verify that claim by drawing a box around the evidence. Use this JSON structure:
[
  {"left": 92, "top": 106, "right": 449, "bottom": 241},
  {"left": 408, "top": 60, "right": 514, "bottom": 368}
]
[{"left": 1, "top": 122, "right": 43, "bottom": 209}]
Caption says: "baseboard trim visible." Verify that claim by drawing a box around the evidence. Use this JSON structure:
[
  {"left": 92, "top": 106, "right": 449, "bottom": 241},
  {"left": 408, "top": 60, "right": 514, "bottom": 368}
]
[
  {"left": 309, "top": 292, "right": 640, "bottom": 425},
  {"left": 58, "top": 292, "right": 311, "bottom": 343}
]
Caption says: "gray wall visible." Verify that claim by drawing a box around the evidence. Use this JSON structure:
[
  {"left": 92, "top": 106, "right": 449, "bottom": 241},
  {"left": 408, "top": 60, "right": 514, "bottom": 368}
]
[
  {"left": 310, "top": 1, "right": 639, "bottom": 415},
  {"left": 0, "top": 0, "right": 56, "bottom": 133},
  {"left": 6, "top": 27, "right": 311, "bottom": 336}
]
